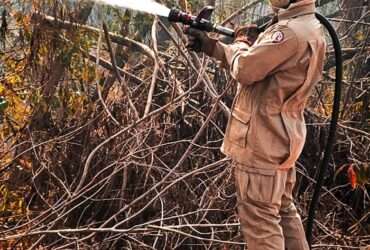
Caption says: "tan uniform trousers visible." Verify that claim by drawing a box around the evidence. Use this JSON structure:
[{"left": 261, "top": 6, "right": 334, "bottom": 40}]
[{"left": 234, "top": 163, "right": 309, "bottom": 250}]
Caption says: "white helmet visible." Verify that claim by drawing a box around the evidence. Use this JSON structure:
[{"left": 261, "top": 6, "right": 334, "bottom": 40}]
[{"left": 269, "top": 0, "right": 291, "bottom": 8}]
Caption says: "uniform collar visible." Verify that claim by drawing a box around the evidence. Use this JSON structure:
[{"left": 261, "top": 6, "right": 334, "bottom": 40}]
[{"left": 278, "top": 0, "right": 316, "bottom": 21}]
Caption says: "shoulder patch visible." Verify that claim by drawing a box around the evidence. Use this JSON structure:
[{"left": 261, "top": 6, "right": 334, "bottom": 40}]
[{"left": 271, "top": 31, "right": 284, "bottom": 43}]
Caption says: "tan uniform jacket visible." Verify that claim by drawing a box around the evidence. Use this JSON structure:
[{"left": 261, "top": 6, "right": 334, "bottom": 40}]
[{"left": 213, "top": 0, "right": 326, "bottom": 175}]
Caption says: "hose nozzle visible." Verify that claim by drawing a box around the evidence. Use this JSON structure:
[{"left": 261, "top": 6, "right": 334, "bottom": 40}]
[
  {"left": 168, "top": 6, "right": 235, "bottom": 37},
  {"left": 168, "top": 8, "right": 193, "bottom": 25}
]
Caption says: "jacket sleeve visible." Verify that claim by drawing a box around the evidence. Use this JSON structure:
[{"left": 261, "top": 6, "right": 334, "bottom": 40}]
[
  {"left": 212, "top": 41, "right": 250, "bottom": 67},
  {"left": 215, "top": 26, "right": 299, "bottom": 86}
]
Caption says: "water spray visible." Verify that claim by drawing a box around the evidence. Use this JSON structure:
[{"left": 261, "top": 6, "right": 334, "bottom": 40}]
[
  {"left": 96, "top": 1, "right": 234, "bottom": 36},
  {"left": 96, "top": 0, "right": 170, "bottom": 17}
]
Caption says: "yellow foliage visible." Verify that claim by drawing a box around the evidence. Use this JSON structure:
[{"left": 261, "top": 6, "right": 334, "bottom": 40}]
[
  {"left": 6, "top": 74, "right": 22, "bottom": 85},
  {"left": 0, "top": 144, "right": 13, "bottom": 167},
  {"left": 352, "top": 101, "right": 363, "bottom": 113},
  {"left": 0, "top": 184, "right": 8, "bottom": 212},
  {"left": 354, "top": 31, "right": 365, "bottom": 41},
  {"left": 0, "top": 184, "right": 26, "bottom": 214},
  {"left": 1, "top": 89, "right": 31, "bottom": 130},
  {"left": 0, "top": 183, "right": 30, "bottom": 249},
  {"left": 0, "top": 54, "right": 31, "bottom": 137},
  {"left": 0, "top": 84, "right": 4, "bottom": 94}
]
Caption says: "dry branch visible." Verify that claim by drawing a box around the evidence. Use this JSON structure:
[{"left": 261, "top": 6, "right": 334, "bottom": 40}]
[{"left": 1, "top": 2, "right": 369, "bottom": 249}]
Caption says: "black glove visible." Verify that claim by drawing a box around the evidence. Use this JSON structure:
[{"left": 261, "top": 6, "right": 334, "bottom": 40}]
[
  {"left": 183, "top": 27, "right": 217, "bottom": 56},
  {"left": 234, "top": 24, "right": 261, "bottom": 46}
]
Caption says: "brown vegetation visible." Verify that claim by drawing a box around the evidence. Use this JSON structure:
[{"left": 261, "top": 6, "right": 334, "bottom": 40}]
[{"left": 0, "top": 0, "right": 369, "bottom": 249}]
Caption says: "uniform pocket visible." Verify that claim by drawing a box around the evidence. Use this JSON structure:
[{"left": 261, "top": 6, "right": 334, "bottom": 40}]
[
  {"left": 246, "top": 172, "right": 275, "bottom": 203},
  {"left": 246, "top": 171, "right": 287, "bottom": 205},
  {"left": 226, "top": 107, "right": 251, "bottom": 148}
]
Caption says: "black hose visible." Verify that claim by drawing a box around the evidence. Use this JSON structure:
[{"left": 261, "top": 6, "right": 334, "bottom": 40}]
[{"left": 305, "top": 12, "right": 343, "bottom": 248}]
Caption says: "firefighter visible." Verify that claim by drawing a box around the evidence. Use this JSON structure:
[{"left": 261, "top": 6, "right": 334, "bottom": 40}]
[{"left": 184, "top": 0, "right": 326, "bottom": 249}]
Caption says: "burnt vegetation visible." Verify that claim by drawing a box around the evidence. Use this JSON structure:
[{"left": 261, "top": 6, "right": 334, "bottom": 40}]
[{"left": 0, "top": 0, "right": 369, "bottom": 249}]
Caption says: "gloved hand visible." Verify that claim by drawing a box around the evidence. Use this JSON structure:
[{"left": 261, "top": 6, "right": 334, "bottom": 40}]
[
  {"left": 234, "top": 24, "right": 261, "bottom": 46},
  {"left": 184, "top": 27, "right": 217, "bottom": 56}
]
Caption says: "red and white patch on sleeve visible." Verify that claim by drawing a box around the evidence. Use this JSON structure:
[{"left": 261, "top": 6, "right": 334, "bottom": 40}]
[{"left": 271, "top": 31, "right": 284, "bottom": 43}]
